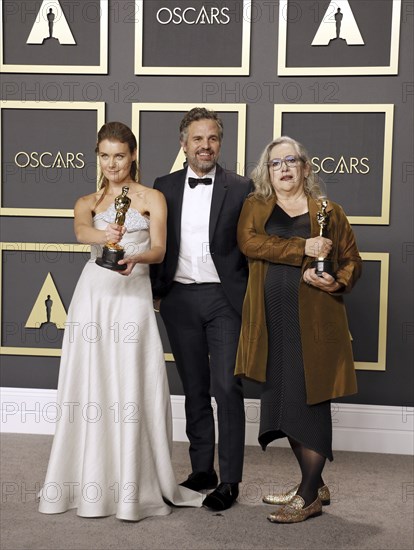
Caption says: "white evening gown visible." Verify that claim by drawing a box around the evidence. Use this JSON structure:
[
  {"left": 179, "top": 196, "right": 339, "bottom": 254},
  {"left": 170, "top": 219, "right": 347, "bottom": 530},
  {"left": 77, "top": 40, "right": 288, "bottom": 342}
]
[{"left": 39, "top": 205, "right": 202, "bottom": 521}]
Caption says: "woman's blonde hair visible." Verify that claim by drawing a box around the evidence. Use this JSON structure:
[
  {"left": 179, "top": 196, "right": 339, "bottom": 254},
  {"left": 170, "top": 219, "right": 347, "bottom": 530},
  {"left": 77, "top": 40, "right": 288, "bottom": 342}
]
[{"left": 251, "top": 136, "right": 322, "bottom": 201}]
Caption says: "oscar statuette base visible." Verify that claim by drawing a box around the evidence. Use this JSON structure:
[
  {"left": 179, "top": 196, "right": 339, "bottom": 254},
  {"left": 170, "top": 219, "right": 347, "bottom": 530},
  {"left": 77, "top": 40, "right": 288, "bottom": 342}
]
[
  {"left": 95, "top": 246, "right": 127, "bottom": 271},
  {"left": 311, "top": 259, "right": 335, "bottom": 278}
]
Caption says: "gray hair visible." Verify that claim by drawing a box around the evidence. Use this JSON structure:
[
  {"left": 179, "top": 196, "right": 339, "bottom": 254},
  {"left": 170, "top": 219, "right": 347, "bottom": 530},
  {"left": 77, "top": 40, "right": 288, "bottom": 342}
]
[{"left": 251, "top": 136, "right": 322, "bottom": 201}]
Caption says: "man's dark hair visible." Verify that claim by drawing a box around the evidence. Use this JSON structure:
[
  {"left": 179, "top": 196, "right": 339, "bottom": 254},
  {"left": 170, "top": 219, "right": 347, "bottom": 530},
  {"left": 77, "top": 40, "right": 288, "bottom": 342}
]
[{"left": 179, "top": 107, "right": 223, "bottom": 143}]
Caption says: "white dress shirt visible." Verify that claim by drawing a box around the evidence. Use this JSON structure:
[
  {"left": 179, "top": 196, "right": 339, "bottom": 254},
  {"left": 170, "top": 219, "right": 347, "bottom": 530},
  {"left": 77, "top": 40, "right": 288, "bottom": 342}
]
[{"left": 174, "top": 167, "right": 221, "bottom": 284}]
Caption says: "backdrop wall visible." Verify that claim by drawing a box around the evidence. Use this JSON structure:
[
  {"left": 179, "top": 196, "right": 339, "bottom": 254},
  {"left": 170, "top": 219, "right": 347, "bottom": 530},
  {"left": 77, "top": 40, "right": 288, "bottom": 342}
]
[{"left": 1, "top": 2, "right": 413, "bottom": 436}]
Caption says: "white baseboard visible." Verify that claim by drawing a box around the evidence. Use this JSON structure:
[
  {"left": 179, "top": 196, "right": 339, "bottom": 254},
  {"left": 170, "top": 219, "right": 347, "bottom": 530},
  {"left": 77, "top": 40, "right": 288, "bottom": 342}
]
[{"left": 1, "top": 388, "right": 413, "bottom": 455}]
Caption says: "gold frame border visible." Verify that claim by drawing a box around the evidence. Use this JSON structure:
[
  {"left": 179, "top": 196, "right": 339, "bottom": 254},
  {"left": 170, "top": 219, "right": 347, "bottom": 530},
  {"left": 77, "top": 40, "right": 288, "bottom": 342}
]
[
  {"left": 0, "top": 243, "right": 176, "bottom": 363},
  {"left": 277, "top": 0, "right": 401, "bottom": 76},
  {"left": 355, "top": 252, "right": 389, "bottom": 371},
  {"left": 163, "top": 253, "right": 390, "bottom": 369},
  {"left": 134, "top": 1, "right": 251, "bottom": 75},
  {"left": 274, "top": 104, "right": 394, "bottom": 225},
  {"left": 0, "top": 242, "right": 90, "bottom": 357},
  {"left": 132, "top": 103, "right": 247, "bottom": 176},
  {"left": 0, "top": 101, "right": 105, "bottom": 217},
  {"left": 0, "top": 1, "right": 108, "bottom": 74},
  {"left": 0, "top": 246, "right": 389, "bottom": 369}
]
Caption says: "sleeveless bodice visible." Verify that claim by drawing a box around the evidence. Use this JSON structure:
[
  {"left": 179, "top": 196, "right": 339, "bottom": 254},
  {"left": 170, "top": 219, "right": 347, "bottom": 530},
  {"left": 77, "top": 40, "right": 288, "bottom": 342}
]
[{"left": 91, "top": 205, "right": 150, "bottom": 261}]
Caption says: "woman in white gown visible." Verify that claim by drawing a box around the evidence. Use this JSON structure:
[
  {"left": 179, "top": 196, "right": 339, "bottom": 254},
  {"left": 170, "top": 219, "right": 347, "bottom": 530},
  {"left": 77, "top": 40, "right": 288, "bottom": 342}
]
[{"left": 39, "top": 122, "right": 203, "bottom": 521}]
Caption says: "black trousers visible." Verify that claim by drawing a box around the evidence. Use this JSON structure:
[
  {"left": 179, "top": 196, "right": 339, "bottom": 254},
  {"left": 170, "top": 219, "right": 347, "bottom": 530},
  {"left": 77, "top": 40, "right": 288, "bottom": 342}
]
[{"left": 160, "top": 282, "right": 245, "bottom": 483}]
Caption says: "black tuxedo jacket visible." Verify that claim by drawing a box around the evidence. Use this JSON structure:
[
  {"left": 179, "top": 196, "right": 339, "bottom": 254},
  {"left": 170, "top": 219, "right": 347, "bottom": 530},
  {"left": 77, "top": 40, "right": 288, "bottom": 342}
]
[{"left": 150, "top": 164, "right": 253, "bottom": 315}]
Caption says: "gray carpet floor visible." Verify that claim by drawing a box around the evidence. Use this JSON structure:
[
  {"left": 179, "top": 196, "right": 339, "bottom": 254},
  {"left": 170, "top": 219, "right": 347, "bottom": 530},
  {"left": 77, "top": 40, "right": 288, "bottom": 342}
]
[{"left": 1, "top": 433, "right": 413, "bottom": 550}]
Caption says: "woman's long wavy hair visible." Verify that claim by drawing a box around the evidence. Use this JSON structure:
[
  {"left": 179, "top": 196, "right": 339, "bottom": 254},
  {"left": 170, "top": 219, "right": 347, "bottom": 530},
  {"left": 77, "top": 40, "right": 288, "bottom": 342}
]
[
  {"left": 251, "top": 136, "right": 322, "bottom": 201},
  {"left": 94, "top": 122, "right": 139, "bottom": 210}
]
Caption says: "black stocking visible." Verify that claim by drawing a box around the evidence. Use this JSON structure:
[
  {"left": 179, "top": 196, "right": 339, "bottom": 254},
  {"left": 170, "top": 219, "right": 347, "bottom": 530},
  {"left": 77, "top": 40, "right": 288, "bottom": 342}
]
[{"left": 288, "top": 437, "right": 326, "bottom": 507}]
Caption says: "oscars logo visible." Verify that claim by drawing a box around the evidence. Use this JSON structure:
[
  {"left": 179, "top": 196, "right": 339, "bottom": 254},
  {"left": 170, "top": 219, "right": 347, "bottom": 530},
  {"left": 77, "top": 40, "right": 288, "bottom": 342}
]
[
  {"left": 14, "top": 151, "right": 85, "bottom": 169},
  {"left": 156, "top": 6, "right": 231, "bottom": 25},
  {"left": 311, "top": 156, "right": 370, "bottom": 175}
]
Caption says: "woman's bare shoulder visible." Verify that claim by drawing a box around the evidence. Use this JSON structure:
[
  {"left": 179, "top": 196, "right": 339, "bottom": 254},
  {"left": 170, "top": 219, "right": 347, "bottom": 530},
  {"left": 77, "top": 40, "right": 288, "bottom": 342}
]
[
  {"left": 75, "top": 191, "right": 100, "bottom": 210},
  {"left": 135, "top": 184, "right": 165, "bottom": 203}
]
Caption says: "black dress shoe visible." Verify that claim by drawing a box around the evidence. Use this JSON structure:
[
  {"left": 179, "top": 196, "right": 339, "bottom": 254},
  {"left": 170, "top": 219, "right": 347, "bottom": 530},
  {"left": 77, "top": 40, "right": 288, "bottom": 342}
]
[
  {"left": 203, "top": 483, "right": 239, "bottom": 511},
  {"left": 179, "top": 471, "right": 218, "bottom": 491}
]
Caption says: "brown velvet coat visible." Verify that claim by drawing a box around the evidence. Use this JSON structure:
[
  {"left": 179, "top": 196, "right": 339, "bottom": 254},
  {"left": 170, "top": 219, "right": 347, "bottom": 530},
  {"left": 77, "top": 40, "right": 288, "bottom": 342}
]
[{"left": 235, "top": 194, "right": 362, "bottom": 405}]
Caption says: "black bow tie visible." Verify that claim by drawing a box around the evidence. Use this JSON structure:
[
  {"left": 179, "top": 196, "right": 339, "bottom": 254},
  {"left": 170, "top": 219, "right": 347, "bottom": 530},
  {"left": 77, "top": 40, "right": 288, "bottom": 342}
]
[{"left": 188, "top": 177, "right": 213, "bottom": 189}]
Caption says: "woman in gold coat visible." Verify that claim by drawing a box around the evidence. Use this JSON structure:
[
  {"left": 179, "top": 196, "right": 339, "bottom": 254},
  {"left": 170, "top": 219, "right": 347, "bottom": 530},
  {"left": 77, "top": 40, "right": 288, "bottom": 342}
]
[{"left": 235, "top": 137, "right": 362, "bottom": 523}]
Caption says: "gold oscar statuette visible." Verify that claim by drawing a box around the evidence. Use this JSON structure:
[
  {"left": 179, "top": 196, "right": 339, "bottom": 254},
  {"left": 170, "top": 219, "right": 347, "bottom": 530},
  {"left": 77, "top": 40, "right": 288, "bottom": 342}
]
[
  {"left": 311, "top": 199, "right": 335, "bottom": 278},
  {"left": 96, "top": 186, "right": 131, "bottom": 271}
]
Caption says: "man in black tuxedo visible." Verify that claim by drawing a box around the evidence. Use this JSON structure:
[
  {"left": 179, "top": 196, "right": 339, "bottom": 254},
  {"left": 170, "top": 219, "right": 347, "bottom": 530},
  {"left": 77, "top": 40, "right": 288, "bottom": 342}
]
[{"left": 150, "top": 108, "right": 252, "bottom": 511}]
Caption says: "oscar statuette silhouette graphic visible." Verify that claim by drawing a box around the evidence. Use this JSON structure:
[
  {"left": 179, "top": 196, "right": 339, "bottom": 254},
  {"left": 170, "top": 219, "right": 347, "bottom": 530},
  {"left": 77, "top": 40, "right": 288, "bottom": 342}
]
[
  {"left": 47, "top": 8, "right": 55, "bottom": 38},
  {"left": 335, "top": 8, "right": 343, "bottom": 39},
  {"left": 45, "top": 295, "right": 53, "bottom": 323},
  {"left": 96, "top": 186, "right": 131, "bottom": 271}
]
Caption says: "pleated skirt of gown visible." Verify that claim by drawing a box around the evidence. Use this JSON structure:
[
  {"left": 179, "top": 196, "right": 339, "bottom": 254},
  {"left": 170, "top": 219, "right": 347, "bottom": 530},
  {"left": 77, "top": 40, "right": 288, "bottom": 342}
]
[{"left": 258, "top": 205, "right": 333, "bottom": 461}]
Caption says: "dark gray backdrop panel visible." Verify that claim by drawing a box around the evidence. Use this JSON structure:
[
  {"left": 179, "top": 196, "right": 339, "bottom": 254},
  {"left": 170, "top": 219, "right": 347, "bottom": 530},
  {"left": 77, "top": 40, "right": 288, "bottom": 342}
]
[
  {"left": 2, "top": 109, "right": 97, "bottom": 208},
  {"left": 2, "top": 249, "right": 89, "bottom": 350},
  {"left": 142, "top": 0, "right": 244, "bottom": 67},
  {"left": 286, "top": 0, "right": 393, "bottom": 68},
  {"left": 2, "top": 0, "right": 101, "bottom": 66},
  {"left": 281, "top": 112, "right": 386, "bottom": 217}
]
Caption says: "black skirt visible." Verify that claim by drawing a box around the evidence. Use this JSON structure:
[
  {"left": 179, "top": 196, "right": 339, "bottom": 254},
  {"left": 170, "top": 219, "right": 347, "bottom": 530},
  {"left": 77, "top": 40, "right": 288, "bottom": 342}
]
[{"left": 259, "top": 204, "right": 333, "bottom": 461}]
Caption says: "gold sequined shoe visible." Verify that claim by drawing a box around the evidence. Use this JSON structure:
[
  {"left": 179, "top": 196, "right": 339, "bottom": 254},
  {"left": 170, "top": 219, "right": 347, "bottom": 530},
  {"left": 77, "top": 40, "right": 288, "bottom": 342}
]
[
  {"left": 267, "top": 495, "right": 322, "bottom": 523},
  {"left": 263, "top": 484, "right": 330, "bottom": 506}
]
